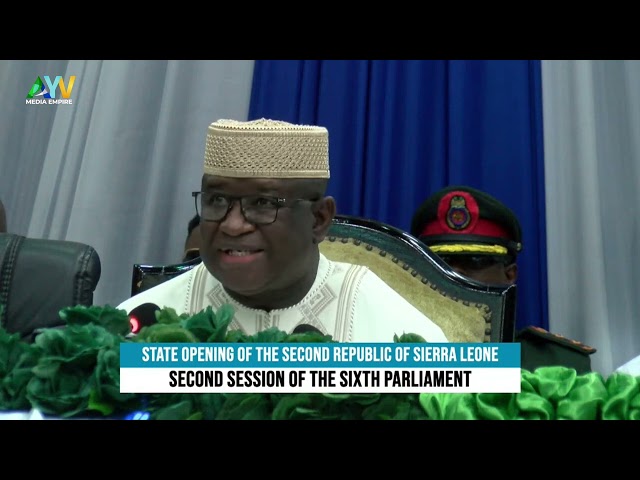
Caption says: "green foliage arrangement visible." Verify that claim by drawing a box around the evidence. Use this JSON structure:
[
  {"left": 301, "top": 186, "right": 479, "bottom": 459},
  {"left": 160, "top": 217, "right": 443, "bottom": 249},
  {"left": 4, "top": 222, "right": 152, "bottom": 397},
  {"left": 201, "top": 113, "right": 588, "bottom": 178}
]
[{"left": 0, "top": 303, "right": 639, "bottom": 420}]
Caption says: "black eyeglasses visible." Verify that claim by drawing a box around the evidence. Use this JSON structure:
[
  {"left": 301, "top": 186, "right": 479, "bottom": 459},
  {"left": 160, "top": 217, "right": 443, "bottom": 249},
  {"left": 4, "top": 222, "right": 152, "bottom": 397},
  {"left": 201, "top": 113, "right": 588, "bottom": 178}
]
[
  {"left": 192, "top": 191, "right": 316, "bottom": 226},
  {"left": 438, "top": 254, "right": 513, "bottom": 271}
]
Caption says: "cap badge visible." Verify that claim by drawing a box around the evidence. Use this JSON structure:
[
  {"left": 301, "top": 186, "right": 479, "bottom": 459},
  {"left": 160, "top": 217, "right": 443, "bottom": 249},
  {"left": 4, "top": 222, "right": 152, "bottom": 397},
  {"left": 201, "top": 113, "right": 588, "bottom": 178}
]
[{"left": 446, "top": 195, "right": 471, "bottom": 230}]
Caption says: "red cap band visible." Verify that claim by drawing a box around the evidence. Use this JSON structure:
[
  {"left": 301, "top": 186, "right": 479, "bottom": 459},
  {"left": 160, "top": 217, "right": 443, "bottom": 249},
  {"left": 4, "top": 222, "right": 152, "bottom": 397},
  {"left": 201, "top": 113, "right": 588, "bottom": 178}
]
[{"left": 420, "top": 190, "right": 512, "bottom": 239}]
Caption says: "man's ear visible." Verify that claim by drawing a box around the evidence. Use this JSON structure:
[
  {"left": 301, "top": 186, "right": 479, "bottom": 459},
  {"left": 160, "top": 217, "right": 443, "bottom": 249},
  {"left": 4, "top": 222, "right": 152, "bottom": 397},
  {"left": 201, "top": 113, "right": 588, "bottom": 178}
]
[
  {"left": 505, "top": 263, "right": 518, "bottom": 284},
  {"left": 312, "top": 196, "right": 336, "bottom": 243}
]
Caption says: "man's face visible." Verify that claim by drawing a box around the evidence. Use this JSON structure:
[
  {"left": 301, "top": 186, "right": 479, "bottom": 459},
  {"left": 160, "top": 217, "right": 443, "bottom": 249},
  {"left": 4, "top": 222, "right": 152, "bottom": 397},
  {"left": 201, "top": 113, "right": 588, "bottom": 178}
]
[
  {"left": 198, "top": 175, "right": 333, "bottom": 299},
  {"left": 438, "top": 254, "right": 518, "bottom": 286}
]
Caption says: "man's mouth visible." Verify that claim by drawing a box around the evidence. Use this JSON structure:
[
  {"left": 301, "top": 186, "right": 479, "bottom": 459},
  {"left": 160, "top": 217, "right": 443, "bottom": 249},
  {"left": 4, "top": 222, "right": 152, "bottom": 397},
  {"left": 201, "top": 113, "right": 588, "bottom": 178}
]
[
  {"left": 222, "top": 249, "right": 263, "bottom": 256},
  {"left": 218, "top": 249, "right": 265, "bottom": 264}
]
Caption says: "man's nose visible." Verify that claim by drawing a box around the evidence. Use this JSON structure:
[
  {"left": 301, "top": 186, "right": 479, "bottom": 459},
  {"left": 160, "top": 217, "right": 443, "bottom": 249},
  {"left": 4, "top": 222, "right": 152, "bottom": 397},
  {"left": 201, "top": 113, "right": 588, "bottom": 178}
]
[{"left": 219, "top": 202, "right": 254, "bottom": 235}]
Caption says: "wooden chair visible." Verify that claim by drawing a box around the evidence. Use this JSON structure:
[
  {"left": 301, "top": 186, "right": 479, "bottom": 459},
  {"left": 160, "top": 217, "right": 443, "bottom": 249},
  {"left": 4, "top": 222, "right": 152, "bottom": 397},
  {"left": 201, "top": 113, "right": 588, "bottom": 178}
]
[{"left": 131, "top": 255, "right": 202, "bottom": 297}]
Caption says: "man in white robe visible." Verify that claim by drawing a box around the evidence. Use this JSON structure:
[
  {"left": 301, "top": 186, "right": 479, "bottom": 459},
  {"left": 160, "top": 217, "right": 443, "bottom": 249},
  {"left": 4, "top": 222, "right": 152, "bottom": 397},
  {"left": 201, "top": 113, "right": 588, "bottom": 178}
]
[
  {"left": 615, "top": 355, "right": 640, "bottom": 376},
  {"left": 118, "top": 118, "right": 447, "bottom": 344}
]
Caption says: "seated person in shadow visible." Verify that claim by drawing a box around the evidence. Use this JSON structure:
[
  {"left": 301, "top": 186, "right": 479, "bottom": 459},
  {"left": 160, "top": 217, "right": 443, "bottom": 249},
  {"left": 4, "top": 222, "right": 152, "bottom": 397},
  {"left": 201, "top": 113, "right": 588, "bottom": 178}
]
[
  {"left": 133, "top": 214, "right": 202, "bottom": 295},
  {"left": 183, "top": 213, "right": 201, "bottom": 262},
  {"left": 0, "top": 199, "right": 7, "bottom": 233},
  {"left": 410, "top": 185, "right": 596, "bottom": 374},
  {"left": 117, "top": 118, "right": 448, "bottom": 343}
]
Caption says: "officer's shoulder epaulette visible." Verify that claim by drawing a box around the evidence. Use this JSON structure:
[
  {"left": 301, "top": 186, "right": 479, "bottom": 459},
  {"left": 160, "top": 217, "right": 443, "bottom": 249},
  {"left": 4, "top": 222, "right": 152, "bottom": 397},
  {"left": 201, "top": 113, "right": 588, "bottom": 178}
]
[{"left": 516, "top": 326, "right": 597, "bottom": 355}]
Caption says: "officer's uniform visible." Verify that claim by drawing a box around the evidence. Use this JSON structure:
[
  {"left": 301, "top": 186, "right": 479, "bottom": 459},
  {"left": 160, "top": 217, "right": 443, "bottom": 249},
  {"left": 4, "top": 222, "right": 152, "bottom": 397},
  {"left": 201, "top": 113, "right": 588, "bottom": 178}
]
[
  {"left": 517, "top": 326, "right": 596, "bottom": 374},
  {"left": 410, "top": 185, "right": 596, "bottom": 373}
]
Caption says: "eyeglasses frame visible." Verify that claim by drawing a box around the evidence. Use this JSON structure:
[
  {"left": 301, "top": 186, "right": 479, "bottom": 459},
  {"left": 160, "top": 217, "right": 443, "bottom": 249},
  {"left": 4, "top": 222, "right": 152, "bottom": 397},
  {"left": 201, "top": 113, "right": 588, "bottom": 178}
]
[{"left": 192, "top": 191, "right": 317, "bottom": 225}]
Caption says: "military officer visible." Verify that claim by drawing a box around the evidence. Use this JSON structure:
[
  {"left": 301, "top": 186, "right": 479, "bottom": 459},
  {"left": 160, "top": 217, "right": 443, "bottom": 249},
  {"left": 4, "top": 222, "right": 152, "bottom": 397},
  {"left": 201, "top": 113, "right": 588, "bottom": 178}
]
[{"left": 410, "top": 185, "right": 595, "bottom": 374}]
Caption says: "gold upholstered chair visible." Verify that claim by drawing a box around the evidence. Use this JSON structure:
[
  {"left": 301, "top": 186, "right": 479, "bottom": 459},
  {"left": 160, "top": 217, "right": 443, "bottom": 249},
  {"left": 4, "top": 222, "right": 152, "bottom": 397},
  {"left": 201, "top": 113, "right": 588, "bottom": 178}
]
[
  {"left": 319, "top": 215, "right": 517, "bottom": 343},
  {"left": 130, "top": 215, "right": 517, "bottom": 343}
]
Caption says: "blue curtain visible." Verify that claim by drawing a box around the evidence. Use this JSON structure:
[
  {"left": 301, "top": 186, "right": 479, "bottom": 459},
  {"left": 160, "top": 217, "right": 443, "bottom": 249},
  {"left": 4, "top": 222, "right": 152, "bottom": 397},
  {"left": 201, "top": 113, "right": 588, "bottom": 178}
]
[{"left": 248, "top": 60, "right": 547, "bottom": 333}]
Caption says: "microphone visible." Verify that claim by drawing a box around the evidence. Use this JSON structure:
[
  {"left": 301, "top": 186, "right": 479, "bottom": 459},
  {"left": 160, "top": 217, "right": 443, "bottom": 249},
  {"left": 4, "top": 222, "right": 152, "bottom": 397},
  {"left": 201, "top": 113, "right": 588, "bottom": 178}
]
[
  {"left": 128, "top": 303, "right": 161, "bottom": 334},
  {"left": 292, "top": 324, "right": 324, "bottom": 335}
]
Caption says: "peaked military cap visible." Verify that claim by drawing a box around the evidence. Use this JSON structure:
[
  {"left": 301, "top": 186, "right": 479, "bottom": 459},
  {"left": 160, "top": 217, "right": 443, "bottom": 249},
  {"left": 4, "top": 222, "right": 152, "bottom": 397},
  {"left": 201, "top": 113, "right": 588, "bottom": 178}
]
[{"left": 411, "top": 185, "right": 523, "bottom": 257}]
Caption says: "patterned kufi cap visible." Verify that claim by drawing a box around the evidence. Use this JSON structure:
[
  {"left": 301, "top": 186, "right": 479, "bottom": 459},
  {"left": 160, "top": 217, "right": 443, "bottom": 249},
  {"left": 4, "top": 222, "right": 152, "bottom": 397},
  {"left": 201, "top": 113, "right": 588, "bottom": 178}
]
[{"left": 204, "top": 118, "right": 330, "bottom": 178}]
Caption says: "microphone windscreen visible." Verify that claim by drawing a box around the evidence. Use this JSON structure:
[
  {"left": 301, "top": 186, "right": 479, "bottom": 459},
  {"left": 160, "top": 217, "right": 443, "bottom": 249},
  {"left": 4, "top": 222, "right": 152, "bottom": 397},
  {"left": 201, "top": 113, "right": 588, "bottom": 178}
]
[
  {"left": 128, "top": 303, "right": 160, "bottom": 334},
  {"left": 292, "top": 324, "right": 323, "bottom": 335}
]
